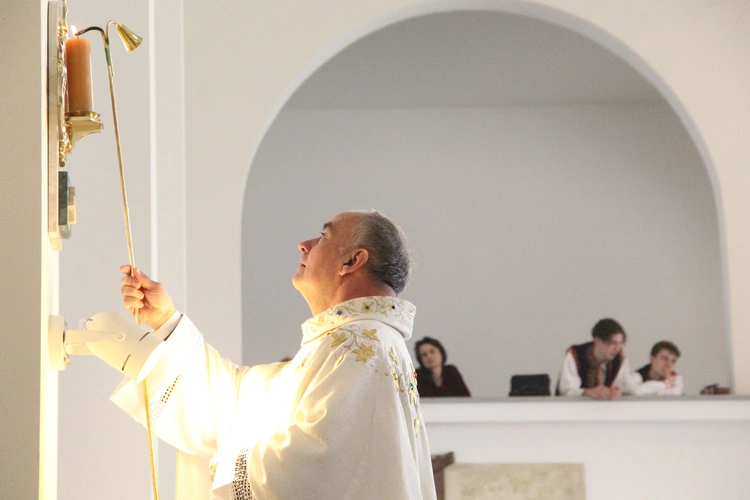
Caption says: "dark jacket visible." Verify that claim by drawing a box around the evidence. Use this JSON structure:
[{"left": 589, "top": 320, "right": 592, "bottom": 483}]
[{"left": 416, "top": 364, "right": 471, "bottom": 397}]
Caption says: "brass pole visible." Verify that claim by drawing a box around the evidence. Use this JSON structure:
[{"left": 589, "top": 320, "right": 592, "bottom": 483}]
[
  {"left": 77, "top": 23, "right": 157, "bottom": 500},
  {"left": 77, "top": 24, "right": 138, "bottom": 323},
  {"left": 143, "top": 381, "right": 161, "bottom": 500}
]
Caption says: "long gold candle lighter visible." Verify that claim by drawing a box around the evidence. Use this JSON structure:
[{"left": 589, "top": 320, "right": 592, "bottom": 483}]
[{"left": 76, "top": 22, "right": 159, "bottom": 500}]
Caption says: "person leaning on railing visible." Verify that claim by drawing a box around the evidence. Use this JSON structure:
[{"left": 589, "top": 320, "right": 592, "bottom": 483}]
[{"left": 415, "top": 337, "right": 471, "bottom": 398}]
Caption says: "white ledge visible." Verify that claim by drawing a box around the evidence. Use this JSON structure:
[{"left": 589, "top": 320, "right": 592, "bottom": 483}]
[{"left": 420, "top": 396, "right": 750, "bottom": 423}]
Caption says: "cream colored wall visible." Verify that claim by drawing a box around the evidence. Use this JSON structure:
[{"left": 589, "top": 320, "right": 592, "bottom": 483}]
[
  {"left": 0, "top": 1, "right": 58, "bottom": 498},
  {"left": 423, "top": 399, "right": 750, "bottom": 499},
  {"left": 183, "top": 1, "right": 750, "bottom": 390},
  {"left": 242, "top": 103, "right": 726, "bottom": 397}
]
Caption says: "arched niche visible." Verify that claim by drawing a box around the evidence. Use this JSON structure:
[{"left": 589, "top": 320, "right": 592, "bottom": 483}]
[{"left": 240, "top": 5, "right": 730, "bottom": 397}]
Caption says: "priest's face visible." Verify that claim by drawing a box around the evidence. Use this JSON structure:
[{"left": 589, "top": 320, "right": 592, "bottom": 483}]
[{"left": 293, "top": 212, "right": 358, "bottom": 303}]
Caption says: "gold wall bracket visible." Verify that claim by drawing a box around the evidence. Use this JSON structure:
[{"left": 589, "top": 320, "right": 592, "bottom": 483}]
[{"left": 66, "top": 111, "right": 103, "bottom": 153}]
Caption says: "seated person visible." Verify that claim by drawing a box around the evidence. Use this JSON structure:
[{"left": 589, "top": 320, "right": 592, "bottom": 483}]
[
  {"left": 557, "top": 318, "right": 638, "bottom": 399},
  {"left": 415, "top": 337, "right": 471, "bottom": 397},
  {"left": 633, "top": 341, "right": 684, "bottom": 395}
]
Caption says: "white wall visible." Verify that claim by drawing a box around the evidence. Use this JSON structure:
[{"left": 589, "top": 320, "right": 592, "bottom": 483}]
[
  {"left": 423, "top": 399, "right": 750, "bottom": 500},
  {"left": 0, "top": 1, "right": 57, "bottom": 498},
  {"left": 241, "top": 103, "right": 725, "bottom": 397}
]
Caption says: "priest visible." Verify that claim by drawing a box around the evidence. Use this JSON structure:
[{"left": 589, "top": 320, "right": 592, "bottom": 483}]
[{"left": 115, "top": 210, "right": 437, "bottom": 499}]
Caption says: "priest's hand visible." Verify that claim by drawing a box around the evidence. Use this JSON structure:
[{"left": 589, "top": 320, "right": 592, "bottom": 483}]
[{"left": 120, "top": 265, "right": 177, "bottom": 331}]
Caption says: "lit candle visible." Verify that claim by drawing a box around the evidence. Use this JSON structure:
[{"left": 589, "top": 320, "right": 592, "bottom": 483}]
[{"left": 65, "top": 30, "right": 93, "bottom": 113}]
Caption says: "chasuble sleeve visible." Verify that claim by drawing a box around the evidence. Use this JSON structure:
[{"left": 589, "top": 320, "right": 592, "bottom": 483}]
[{"left": 110, "top": 314, "right": 275, "bottom": 458}]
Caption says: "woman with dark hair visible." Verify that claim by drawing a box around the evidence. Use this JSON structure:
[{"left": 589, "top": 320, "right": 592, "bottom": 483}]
[{"left": 414, "top": 337, "right": 471, "bottom": 397}]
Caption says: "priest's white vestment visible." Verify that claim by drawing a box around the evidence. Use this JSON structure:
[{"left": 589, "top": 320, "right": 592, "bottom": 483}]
[{"left": 111, "top": 296, "right": 438, "bottom": 500}]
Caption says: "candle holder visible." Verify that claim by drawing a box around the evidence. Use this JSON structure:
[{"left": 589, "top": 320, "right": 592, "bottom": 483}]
[
  {"left": 47, "top": 1, "right": 143, "bottom": 255},
  {"left": 47, "top": 0, "right": 104, "bottom": 249}
]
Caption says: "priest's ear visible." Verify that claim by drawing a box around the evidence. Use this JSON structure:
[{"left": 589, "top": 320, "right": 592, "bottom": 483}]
[{"left": 340, "top": 248, "right": 369, "bottom": 276}]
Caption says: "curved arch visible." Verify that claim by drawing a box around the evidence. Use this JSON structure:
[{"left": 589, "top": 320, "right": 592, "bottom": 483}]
[
  {"left": 242, "top": 1, "right": 721, "bottom": 207},
  {"left": 240, "top": 0, "right": 731, "bottom": 384}
]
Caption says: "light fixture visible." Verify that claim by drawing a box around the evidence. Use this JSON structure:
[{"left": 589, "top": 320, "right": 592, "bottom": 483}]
[
  {"left": 50, "top": 311, "right": 165, "bottom": 498},
  {"left": 49, "top": 311, "right": 165, "bottom": 383}
]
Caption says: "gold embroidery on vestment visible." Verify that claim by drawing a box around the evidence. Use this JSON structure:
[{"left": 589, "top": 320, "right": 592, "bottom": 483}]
[
  {"left": 389, "top": 346, "right": 400, "bottom": 365},
  {"left": 330, "top": 331, "right": 347, "bottom": 349},
  {"left": 362, "top": 328, "right": 380, "bottom": 341},
  {"left": 352, "top": 343, "right": 376, "bottom": 363}
]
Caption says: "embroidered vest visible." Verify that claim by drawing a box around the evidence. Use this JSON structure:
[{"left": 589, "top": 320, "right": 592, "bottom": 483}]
[
  {"left": 569, "top": 341, "right": 623, "bottom": 389},
  {"left": 637, "top": 363, "right": 653, "bottom": 381}
]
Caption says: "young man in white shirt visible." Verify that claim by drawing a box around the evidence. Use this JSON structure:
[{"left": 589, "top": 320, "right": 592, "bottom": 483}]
[
  {"left": 556, "top": 318, "right": 639, "bottom": 399},
  {"left": 633, "top": 341, "right": 684, "bottom": 396}
]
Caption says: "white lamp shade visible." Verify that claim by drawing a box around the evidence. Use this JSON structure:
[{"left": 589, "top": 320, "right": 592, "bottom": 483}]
[{"left": 85, "top": 311, "right": 166, "bottom": 382}]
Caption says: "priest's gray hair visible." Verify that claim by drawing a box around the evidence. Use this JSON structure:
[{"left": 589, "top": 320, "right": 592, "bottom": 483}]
[{"left": 348, "top": 209, "right": 413, "bottom": 294}]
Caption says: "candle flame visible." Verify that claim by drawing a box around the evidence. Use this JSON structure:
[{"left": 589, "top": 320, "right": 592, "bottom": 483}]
[{"left": 69, "top": 25, "right": 77, "bottom": 38}]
